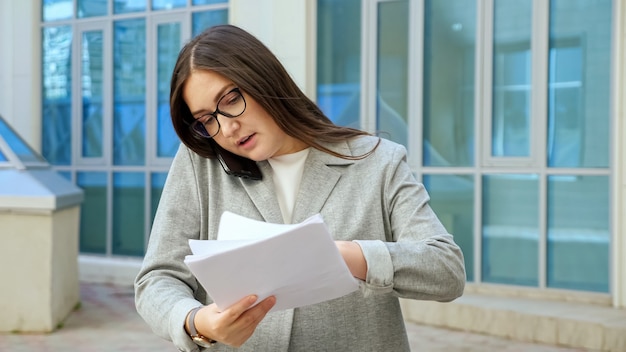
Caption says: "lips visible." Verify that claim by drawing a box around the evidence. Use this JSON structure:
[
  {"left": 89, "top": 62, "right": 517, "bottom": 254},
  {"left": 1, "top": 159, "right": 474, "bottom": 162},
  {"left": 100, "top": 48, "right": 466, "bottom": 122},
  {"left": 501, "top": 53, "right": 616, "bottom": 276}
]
[{"left": 237, "top": 133, "right": 255, "bottom": 146}]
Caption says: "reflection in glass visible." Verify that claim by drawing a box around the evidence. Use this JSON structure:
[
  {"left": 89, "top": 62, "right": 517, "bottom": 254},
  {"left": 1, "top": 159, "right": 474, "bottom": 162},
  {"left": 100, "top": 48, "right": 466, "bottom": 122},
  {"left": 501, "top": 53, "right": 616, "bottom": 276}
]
[
  {"left": 482, "top": 174, "right": 538, "bottom": 286},
  {"left": 491, "top": 0, "right": 532, "bottom": 157},
  {"left": 152, "top": 0, "right": 186, "bottom": 10},
  {"left": 192, "top": 9, "right": 228, "bottom": 38},
  {"left": 316, "top": 0, "right": 361, "bottom": 128},
  {"left": 376, "top": 0, "right": 409, "bottom": 147},
  {"left": 82, "top": 30, "right": 104, "bottom": 158},
  {"left": 547, "top": 175, "right": 609, "bottom": 292},
  {"left": 78, "top": 172, "right": 107, "bottom": 254},
  {"left": 423, "top": 174, "right": 475, "bottom": 281},
  {"left": 114, "top": 0, "right": 146, "bottom": 14},
  {"left": 156, "top": 23, "right": 181, "bottom": 158},
  {"left": 0, "top": 116, "right": 47, "bottom": 164},
  {"left": 113, "top": 172, "right": 146, "bottom": 256},
  {"left": 193, "top": 0, "right": 225, "bottom": 5},
  {"left": 114, "top": 19, "right": 146, "bottom": 165},
  {"left": 42, "top": 0, "right": 73, "bottom": 21},
  {"left": 78, "top": 0, "right": 107, "bottom": 18},
  {"left": 423, "top": 0, "right": 476, "bottom": 167},
  {"left": 42, "top": 26, "right": 73, "bottom": 165},
  {"left": 547, "top": 0, "right": 612, "bottom": 168}
]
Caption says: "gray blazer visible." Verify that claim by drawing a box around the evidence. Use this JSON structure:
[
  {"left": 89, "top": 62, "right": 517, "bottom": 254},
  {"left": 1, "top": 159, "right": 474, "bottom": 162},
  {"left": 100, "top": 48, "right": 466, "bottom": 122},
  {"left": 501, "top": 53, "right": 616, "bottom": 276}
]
[{"left": 135, "top": 136, "right": 465, "bottom": 352}]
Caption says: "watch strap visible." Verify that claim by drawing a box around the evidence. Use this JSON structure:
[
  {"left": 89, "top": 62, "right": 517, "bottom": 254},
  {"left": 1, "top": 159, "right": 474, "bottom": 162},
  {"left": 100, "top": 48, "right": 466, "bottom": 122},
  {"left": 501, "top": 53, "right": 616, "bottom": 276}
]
[{"left": 188, "top": 306, "right": 216, "bottom": 347}]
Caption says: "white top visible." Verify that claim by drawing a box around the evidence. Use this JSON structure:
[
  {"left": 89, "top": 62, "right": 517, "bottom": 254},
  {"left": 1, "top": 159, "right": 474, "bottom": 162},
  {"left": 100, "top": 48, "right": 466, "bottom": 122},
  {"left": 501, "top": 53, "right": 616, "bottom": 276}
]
[{"left": 267, "top": 148, "right": 310, "bottom": 223}]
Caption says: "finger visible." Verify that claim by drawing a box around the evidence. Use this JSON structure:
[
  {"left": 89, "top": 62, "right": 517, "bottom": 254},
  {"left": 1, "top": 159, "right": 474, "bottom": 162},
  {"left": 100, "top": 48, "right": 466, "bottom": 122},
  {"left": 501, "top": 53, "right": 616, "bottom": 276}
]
[
  {"left": 221, "top": 295, "right": 259, "bottom": 322},
  {"left": 236, "top": 296, "right": 276, "bottom": 330}
]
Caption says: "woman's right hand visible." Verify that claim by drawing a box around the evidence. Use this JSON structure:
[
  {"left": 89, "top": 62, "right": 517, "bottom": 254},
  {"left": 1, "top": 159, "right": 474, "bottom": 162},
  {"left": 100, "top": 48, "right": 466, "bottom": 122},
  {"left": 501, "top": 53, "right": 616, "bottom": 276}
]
[{"left": 192, "top": 295, "right": 276, "bottom": 347}]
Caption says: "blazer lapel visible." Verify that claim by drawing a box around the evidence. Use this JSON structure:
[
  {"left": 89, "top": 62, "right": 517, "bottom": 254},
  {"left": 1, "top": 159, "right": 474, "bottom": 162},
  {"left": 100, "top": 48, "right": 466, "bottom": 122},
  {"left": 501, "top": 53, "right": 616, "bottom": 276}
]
[
  {"left": 239, "top": 161, "right": 284, "bottom": 223},
  {"left": 292, "top": 143, "right": 354, "bottom": 223}
]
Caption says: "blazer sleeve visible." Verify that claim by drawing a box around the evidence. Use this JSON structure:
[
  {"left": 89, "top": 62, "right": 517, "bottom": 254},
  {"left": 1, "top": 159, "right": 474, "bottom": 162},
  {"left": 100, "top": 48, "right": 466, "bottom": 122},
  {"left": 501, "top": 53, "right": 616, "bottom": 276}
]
[
  {"left": 134, "top": 144, "right": 205, "bottom": 352},
  {"left": 354, "top": 142, "right": 466, "bottom": 302}
]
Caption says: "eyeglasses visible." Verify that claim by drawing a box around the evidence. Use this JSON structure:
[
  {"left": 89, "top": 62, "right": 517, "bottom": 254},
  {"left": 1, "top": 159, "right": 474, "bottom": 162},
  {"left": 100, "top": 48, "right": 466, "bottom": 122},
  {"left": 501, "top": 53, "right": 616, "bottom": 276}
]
[{"left": 189, "top": 87, "right": 247, "bottom": 138}]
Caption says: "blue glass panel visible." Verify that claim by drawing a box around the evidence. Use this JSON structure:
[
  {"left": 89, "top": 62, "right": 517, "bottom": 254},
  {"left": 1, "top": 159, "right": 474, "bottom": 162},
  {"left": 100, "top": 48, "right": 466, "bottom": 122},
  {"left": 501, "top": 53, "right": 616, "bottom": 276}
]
[
  {"left": 113, "top": 172, "right": 145, "bottom": 256},
  {"left": 114, "top": 0, "right": 146, "bottom": 14},
  {"left": 316, "top": 0, "right": 361, "bottom": 128},
  {"left": 42, "top": 26, "right": 73, "bottom": 165},
  {"left": 156, "top": 22, "right": 181, "bottom": 158},
  {"left": 491, "top": 0, "right": 532, "bottom": 157},
  {"left": 376, "top": 0, "right": 409, "bottom": 147},
  {"left": 42, "top": 0, "right": 73, "bottom": 21},
  {"left": 78, "top": 172, "right": 108, "bottom": 254},
  {"left": 192, "top": 9, "right": 228, "bottom": 37},
  {"left": 547, "top": 175, "right": 609, "bottom": 292},
  {"left": 193, "top": 0, "right": 226, "bottom": 5},
  {"left": 82, "top": 30, "right": 104, "bottom": 158},
  {"left": 423, "top": 0, "right": 476, "bottom": 167},
  {"left": 114, "top": 19, "right": 146, "bottom": 166},
  {"left": 547, "top": 0, "right": 611, "bottom": 168},
  {"left": 150, "top": 172, "right": 168, "bottom": 224},
  {"left": 78, "top": 0, "right": 107, "bottom": 18},
  {"left": 0, "top": 117, "right": 46, "bottom": 163},
  {"left": 482, "top": 174, "right": 539, "bottom": 286},
  {"left": 152, "top": 0, "right": 186, "bottom": 10},
  {"left": 423, "top": 174, "right": 475, "bottom": 281},
  {"left": 0, "top": 151, "right": 6, "bottom": 162}
]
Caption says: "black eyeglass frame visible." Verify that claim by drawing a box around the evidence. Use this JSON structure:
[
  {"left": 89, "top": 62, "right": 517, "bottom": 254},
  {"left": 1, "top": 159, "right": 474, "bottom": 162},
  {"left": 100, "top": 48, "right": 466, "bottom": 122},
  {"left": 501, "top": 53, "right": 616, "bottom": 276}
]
[{"left": 188, "top": 88, "right": 247, "bottom": 139}]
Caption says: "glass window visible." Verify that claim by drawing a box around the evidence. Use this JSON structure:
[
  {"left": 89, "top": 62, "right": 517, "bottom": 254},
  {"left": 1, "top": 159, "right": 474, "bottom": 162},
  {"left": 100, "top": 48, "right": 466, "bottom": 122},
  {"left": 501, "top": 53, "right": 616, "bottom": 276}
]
[
  {"left": 547, "top": 175, "right": 609, "bottom": 292},
  {"left": 491, "top": 0, "right": 532, "bottom": 158},
  {"left": 152, "top": 0, "right": 186, "bottom": 10},
  {"left": 192, "top": 9, "right": 228, "bottom": 38},
  {"left": 78, "top": 0, "right": 107, "bottom": 18},
  {"left": 43, "top": 0, "right": 73, "bottom": 21},
  {"left": 547, "top": 0, "right": 612, "bottom": 168},
  {"left": 0, "top": 150, "right": 6, "bottom": 162},
  {"left": 78, "top": 172, "right": 108, "bottom": 254},
  {"left": 482, "top": 174, "right": 539, "bottom": 286},
  {"left": 113, "top": 172, "right": 146, "bottom": 256},
  {"left": 423, "top": 0, "right": 476, "bottom": 167},
  {"left": 81, "top": 30, "right": 105, "bottom": 158},
  {"left": 316, "top": 0, "right": 361, "bottom": 128},
  {"left": 113, "top": 19, "right": 146, "bottom": 166},
  {"left": 376, "top": 0, "right": 409, "bottom": 147},
  {"left": 156, "top": 23, "right": 181, "bottom": 158},
  {"left": 42, "top": 26, "right": 73, "bottom": 165},
  {"left": 114, "top": 0, "right": 146, "bottom": 14},
  {"left": 424, "top": 174, "right": 475, "bottom": 281}
]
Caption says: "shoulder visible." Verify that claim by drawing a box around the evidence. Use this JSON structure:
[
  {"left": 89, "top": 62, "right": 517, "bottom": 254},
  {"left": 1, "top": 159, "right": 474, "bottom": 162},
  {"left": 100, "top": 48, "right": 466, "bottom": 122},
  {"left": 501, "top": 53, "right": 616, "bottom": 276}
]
[{"left": 345, "top": 135, "right": 407, "bottom": 160}]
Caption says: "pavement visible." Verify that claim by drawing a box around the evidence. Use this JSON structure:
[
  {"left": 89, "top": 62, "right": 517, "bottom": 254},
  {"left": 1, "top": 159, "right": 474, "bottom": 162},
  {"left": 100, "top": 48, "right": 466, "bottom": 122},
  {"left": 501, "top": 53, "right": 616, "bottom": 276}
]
[{"left": 0, "top": 282, "right": 590, "bottom": 352}]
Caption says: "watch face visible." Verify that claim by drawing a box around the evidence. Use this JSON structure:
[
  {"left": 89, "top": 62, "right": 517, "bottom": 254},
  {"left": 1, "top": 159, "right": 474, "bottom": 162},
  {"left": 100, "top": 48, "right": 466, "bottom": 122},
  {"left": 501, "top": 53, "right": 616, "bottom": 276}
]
[{"left": 192, "top": 335, "right": 215, "bottom": 348}]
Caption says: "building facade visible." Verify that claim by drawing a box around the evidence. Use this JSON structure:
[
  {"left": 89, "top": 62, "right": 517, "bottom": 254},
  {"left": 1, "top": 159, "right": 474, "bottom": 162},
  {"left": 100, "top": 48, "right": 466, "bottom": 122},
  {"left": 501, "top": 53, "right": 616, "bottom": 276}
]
[{"left": 1, "top": 0, "right": 625, "bottom": 348}]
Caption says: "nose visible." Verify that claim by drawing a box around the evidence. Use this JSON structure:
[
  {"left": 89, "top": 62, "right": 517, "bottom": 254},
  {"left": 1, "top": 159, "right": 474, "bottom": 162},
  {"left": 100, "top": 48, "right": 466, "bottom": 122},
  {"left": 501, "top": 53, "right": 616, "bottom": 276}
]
[{"left": 218, "top": 115, "right": 240, "bottom": 138}]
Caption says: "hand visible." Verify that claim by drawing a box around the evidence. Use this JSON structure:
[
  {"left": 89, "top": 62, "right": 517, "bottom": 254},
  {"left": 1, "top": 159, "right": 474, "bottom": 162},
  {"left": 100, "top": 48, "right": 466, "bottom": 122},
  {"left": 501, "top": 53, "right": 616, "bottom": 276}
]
[
  {"left": 335, "top": 240, "right": 367, "bottom": 280},
  {"left": 191, "top": 295, "right": 276, "bottom": 347}
]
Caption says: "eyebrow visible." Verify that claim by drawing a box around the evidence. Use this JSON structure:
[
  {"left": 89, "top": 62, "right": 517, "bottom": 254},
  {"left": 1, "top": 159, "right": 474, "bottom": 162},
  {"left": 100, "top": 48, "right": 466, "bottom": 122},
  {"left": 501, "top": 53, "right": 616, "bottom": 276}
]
[{"left": 189, "top": 84, "right": 234, "bottom": 117}]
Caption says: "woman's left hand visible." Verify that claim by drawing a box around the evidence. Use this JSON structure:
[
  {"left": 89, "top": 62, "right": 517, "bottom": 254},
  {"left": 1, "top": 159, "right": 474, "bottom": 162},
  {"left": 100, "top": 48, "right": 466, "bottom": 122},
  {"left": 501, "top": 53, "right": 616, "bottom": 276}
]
[{"left": 335, "top": 241, "right": 367, "bottom": 280}]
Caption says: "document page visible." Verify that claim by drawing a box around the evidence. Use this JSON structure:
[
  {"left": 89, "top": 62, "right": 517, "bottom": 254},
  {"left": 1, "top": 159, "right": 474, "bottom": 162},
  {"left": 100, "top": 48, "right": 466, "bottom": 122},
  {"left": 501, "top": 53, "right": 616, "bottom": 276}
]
[{"left": 184, "top": 212, "right": 360, "bottom": 312}]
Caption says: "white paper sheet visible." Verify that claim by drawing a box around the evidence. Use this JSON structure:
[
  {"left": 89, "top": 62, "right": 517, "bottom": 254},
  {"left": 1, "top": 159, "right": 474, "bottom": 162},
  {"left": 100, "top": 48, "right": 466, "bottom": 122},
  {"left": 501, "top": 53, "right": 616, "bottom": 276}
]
[{"left": 184, "top": 212, "right": 360, "bottom": 312}]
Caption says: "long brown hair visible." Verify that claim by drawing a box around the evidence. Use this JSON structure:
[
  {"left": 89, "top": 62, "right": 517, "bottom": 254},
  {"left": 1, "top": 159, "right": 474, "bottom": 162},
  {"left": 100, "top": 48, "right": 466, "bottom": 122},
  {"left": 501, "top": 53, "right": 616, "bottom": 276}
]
[{"left": 170, "top": 24, "right": 379, "bottom": 159}]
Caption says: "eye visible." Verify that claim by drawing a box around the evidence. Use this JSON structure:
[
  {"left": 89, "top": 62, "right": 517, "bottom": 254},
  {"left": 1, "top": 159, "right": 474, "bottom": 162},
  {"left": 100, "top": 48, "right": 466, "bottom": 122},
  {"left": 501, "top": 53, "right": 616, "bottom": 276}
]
[
  {"left": 220, "top": 90, "right": 242, "bottom": 107},
  {"left": 197, "top": 114, "right": 216, "bottom": 125}
]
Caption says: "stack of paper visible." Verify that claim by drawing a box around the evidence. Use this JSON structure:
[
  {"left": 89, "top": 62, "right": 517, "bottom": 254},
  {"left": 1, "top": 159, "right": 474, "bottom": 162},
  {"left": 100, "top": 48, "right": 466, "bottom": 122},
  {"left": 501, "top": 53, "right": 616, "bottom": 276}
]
[{"left": 184, "top": 211, "right": 360, "bottom": 312}]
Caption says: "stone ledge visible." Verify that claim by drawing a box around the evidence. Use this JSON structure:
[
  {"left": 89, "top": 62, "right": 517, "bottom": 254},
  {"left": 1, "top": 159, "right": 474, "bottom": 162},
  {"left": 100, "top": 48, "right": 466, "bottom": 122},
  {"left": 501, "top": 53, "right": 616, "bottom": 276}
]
[{"left": 400, "top": 293, "right": 626, "bottom": 351}]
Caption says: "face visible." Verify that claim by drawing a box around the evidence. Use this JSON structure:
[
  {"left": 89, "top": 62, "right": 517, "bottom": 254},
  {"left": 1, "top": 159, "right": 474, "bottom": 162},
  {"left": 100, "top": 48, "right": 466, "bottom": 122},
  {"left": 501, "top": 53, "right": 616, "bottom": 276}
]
[{"left": 183, "top": 69, "right": 307, "bottom": 161}]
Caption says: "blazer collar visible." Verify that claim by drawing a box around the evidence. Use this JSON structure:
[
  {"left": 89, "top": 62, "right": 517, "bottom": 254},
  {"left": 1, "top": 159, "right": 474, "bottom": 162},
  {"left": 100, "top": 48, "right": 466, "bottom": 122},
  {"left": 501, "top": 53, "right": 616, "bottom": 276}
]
[{"left": 240, "top": 141, "right": 354, "bottom": 224}]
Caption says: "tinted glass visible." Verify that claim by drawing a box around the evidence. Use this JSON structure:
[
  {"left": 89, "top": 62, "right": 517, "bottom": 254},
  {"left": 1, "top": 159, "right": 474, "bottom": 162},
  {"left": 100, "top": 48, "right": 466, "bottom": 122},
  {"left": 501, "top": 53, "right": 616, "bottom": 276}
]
[
  {"left": 192, "top": 10, "right": 228, "bottom": 40},
  {"left": 491, "top": 0, "right": 532, "bottom": 157},
  {"left": 114, "top": 0, "right": 146, "bottom": 14},
  {"left": 547, "top": 175, "right": 609, "bottom": 292},
  {"left": 113, "top": 172, "right": 146, "bottom": 256},
  {"left": 316, "top": 0, "right": 361, "bottom": 127},
  {"left": 482, "top": 174, "right": 539, "bottom": 286},
  {"left": 113, "top": 19, "right": 146, "bottom": 165},
  {"left": 82, "top": 30, "right": 104, "bottom": 158},
  {"left": 0, "top": 117, "right": 46, "bottom": 163},
  {"left": 78, "top": 172, "right": 108, "bottom": 254},
  {"left": 43, "top": 0, "right": 73, "bottom": 21},
  {"left": 78, "top": 0, "right": 107, "bottom": 17},
  {"left": 42, "top": 25, "right": 73, "bottom": 165},
  {"left": 152, "top": 0, "right": 186, "bottom": 10},
  {"left": 156, "top": 23, "right": 181, "bottom": 158},
  {"left": 193, "top": 0, "right": 225, "bottom": 4},
  {"left": 423, "top": 0, "right": 476, "bottom": 166}
]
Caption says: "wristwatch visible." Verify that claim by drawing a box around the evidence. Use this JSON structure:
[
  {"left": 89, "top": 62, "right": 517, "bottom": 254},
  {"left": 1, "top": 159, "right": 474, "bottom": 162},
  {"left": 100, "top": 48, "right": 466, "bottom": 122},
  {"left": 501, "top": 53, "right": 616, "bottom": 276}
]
[{"left": 188, "top": 306, "right": 217, "bottom": 348}]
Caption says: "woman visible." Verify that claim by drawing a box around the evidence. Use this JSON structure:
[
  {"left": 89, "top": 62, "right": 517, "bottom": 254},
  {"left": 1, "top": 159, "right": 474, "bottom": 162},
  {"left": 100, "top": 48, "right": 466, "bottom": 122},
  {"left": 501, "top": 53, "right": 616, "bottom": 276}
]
[{"left": 134, "top": 24, "right": 465, "bottom": 352}]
